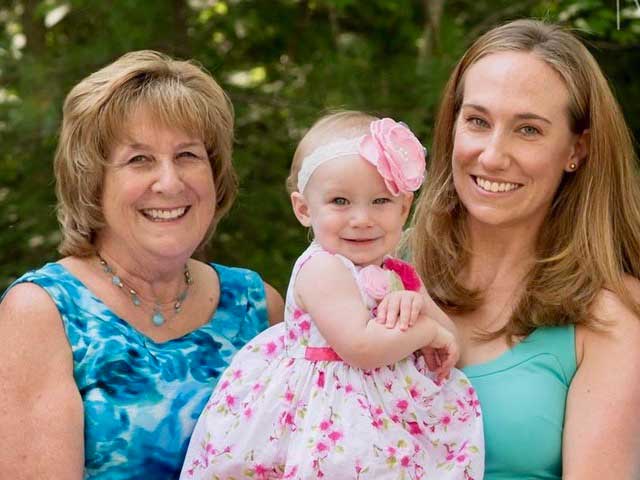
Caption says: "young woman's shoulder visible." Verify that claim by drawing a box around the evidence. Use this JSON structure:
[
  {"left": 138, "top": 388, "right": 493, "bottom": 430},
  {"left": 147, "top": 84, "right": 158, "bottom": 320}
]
[
  {"left": 591, "top": 275, "right": 640, "bottom": 325},
  {"left": 576, "top": 275, "right": 640, "bottom": 364},
  {"left": 567, "top": 276, "right": 640, "bottom": 477}
]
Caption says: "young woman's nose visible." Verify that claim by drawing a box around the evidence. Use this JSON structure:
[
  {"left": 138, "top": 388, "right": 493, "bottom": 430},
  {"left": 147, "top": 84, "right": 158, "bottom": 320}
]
[
  {"left": 151, "top": 160, "right": 185, "bottom": 195},
  {"left": 478, "top": 131, "right": 511, "bottom": 171}
]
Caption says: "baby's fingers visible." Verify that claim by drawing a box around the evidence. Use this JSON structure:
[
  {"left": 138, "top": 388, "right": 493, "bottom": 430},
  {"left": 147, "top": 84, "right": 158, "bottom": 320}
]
[
  {"left": 382, "top": 294, "right": 401, "bottom": 328},
  {"left": 408, "top": 297, "right": 423, "bottom": 328},
  {"left": 396, "top": 295, "right": 415, "bottom": 331},
  {"left": 376, "top": 298, "right": 388, "bottom": 324}
]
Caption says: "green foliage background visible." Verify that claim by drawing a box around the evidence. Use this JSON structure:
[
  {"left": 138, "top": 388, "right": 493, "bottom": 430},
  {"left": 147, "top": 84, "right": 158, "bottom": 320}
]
[{"left": 1, "top": 0, "right": 639, "bottom": 294}]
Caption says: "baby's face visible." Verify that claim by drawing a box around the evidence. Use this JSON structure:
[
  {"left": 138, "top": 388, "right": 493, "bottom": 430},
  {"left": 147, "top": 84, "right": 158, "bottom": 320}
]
[{"left": 299, "top": 155, "right": 412, "bottom": 267}]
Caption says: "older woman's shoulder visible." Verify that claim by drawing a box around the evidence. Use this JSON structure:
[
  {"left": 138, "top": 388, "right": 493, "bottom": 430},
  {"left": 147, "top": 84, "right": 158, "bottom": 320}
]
[{"left": 1, "top": 281, "right": 59, "bottom": 321}]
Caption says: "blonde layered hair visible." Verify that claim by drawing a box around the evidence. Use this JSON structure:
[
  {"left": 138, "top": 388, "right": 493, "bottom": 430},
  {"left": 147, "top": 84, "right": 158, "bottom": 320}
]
[
  {"left": 410, "top": 19, "right": 640, "bottom": 337},
  {"left": 55, "top": 50, "right": 237, "bottom": 256},
  {"left": 286, "top": 110, "right": 378, "bottom": 194}
]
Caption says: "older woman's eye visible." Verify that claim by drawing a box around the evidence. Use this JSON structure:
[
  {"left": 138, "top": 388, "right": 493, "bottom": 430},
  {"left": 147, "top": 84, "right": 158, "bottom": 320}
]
[
  {"left": 127, "top": 155, "right": 149, "bottom": 165},
  {"left": 177, "top": 151, "right": 200, "bottom": 160}
]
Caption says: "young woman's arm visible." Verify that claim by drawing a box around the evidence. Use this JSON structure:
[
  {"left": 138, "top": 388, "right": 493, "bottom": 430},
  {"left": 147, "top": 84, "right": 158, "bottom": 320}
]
[
  {"left": 0, "top": 284, "right": 84, "bottom": 478},
  {"left": 296, "top": 253, "right": 453, "bottom": 370},
  {"left": 562, "top": 280, "right": 640, "bottom": 479}
]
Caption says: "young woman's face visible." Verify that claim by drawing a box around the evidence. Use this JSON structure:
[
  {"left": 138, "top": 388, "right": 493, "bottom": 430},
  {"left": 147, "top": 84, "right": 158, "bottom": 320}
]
[
  {"left": 98, "top": 107, "right": 216, "bottom": 262},
  {"left": 452, "top": 51, "right": 586, "bottom": 234},
  {"left": 292, "top": 155, "right": 412, "bottom": 267}
]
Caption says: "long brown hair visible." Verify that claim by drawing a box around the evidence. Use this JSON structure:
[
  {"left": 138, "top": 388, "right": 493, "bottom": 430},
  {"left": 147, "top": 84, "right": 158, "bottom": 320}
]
[{"left": 410, "top": 19, "right": 640, "bottom": 338}]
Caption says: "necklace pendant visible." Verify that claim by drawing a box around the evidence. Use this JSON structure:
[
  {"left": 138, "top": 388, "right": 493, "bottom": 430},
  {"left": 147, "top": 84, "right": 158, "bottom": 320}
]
[
  {"left": 129, "top": 289, "right": 141, "bottom": 306},
  {"left": 152, "top": 311, "right": 165, "bottom": 326},
  {"left": 97, "top": 253, "right": 191, "bottom": 328}
]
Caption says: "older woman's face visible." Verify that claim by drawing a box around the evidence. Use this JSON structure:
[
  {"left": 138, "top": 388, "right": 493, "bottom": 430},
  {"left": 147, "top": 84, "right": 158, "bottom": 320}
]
[
  {"left": 452, "top": 51, "right": 586, "bottom": 234},
  {"left": 98, "top": 107, "right": 216, "bottom": 262}
]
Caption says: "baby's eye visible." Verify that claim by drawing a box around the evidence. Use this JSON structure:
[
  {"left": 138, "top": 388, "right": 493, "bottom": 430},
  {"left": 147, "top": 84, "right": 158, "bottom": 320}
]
[
  {"left": 373, "top": 197, "right": 391, "bottom": 205},
  {"left": 331, "top": 197, "right": 348, "bottom": 206}
]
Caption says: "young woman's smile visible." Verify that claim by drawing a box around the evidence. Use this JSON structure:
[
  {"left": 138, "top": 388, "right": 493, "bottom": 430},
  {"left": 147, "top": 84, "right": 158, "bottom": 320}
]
[{"left": 452, "top": 51, "right": 587, "bottom": 234}]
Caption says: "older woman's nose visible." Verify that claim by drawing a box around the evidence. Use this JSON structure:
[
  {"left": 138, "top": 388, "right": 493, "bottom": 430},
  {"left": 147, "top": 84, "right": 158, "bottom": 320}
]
[
  {"left": 478, "top": 132, "right": 511, "bottom": 171},
  {"left": 151, "top": 161, "right": 185, "bottom": 195}
]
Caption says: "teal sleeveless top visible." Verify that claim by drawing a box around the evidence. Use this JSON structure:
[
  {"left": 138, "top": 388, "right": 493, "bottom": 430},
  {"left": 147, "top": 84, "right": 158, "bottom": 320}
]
[
  {"left": 6, "top": 262, "right": 269, "bottom": 480},
  {"left": 462, "top": 325, "right": 577, "bottom": 480}
]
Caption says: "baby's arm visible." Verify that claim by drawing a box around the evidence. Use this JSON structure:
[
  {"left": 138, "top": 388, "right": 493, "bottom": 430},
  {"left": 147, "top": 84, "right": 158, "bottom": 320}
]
[
  {"left": 375, "top": 284, "right": 460, "bottom": 379},
  {"left": 295, "top": 253, "right": 453, "bottom": 370},
  {"left": 376, "top": 290, "right": 425, "bottom": 331},
  {"left": 376, "top": 281, "right": 458, "bottom": 337}
]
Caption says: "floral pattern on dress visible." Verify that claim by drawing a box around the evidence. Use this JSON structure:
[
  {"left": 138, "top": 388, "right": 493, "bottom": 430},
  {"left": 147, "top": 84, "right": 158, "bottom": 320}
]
[{"left": 181, "top": 243, "right": 484, "bottom": 479}]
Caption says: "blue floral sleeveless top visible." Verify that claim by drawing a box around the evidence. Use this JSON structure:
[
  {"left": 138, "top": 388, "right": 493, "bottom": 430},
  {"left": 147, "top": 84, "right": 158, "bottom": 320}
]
[{"left": 9, "top": 262, "right": 269, "bottom": 479}]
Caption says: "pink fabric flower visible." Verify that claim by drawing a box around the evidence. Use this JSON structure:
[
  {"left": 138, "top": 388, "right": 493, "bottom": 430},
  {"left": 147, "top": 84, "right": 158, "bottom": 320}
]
[
  {"left": 359, "top": 118, "right": 426, "bottom": 196},
  {"left": 383, "top": 258, "right": 422, "bottom": 292},
  {"left": 358, "top": 265, "right": 391, "bottom": 300}
]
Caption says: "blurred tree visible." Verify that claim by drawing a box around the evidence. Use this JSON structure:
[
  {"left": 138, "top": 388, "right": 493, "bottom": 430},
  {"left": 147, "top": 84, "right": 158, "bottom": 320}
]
[{"left": 0, "top": 0, "right": 638, "bottom": 293}]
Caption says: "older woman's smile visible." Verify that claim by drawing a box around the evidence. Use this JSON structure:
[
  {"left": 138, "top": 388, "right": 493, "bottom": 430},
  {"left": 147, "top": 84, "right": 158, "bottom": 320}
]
[{"left": 141, "top": 206, "right": 190, "bottom": 221}]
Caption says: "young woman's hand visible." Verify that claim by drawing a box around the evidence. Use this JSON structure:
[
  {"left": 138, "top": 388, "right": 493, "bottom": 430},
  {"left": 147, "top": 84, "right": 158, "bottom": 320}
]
[
  {"left": 375, "top": 291, "right": 424, "bottom": 331},
  {"left": 419, "top": 325, "right": 460, "bottom": 383}
]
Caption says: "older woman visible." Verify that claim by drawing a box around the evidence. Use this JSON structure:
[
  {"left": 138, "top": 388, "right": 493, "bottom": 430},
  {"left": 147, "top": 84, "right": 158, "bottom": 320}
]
[
  {"left": 409, "top": 19, "right": 640, "bottom": 479},
  {"left": 0, "top": 51, "right": 283, "bottom": 478}
]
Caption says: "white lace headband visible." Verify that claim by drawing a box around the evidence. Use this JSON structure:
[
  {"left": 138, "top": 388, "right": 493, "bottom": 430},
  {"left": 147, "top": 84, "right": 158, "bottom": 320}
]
[
  {"left": 297, "top": 136, "right": 364, "bottom": 193},
  {"left": 296, "top": 118, "right": 426, "bottom": 196}
]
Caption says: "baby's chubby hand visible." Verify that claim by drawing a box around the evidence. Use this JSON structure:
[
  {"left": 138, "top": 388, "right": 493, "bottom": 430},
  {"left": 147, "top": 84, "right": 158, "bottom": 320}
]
[{"left": 375, "top": 291, "right": 425, "bottom": 331}]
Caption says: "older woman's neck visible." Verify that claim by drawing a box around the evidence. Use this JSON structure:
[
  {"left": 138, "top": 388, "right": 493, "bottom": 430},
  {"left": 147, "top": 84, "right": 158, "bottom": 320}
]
[{"left": 95, "top": 243, "right": 191, "bottom": 304}]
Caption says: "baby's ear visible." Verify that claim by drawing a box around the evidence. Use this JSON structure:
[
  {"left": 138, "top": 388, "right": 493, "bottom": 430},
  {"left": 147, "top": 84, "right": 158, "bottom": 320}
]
[
  {"left": 291, "top": 192, "right": 312, "bottom": 227},
  {"left": 400, "top": 192, "right": 413, "bottom": 223}
]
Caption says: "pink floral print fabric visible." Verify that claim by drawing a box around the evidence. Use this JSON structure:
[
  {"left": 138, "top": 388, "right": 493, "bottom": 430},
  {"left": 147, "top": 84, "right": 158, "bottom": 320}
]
[{"left": 181, "top": 243, "right": 484, "bottom": 479}]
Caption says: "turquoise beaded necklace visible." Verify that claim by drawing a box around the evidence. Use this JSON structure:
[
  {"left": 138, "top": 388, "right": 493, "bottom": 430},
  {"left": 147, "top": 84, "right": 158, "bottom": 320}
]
[{"left": 97, "top": 254, "right": 193, "bottom": 326}]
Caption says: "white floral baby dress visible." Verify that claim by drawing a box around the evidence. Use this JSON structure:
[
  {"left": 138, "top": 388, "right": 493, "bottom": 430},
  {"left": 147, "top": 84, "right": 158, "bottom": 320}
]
[{"left": 181, "top": 242, "right": 484, "bottom": 480}]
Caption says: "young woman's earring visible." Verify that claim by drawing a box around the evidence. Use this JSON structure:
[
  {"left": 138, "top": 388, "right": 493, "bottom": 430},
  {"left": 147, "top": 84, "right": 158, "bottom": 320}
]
[{"left": 568, "top": 162, "right": 577, "bottom": 171}]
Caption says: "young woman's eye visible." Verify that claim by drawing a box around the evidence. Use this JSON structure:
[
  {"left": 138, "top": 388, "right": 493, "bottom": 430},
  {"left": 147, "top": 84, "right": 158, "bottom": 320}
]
[
  {"left": 520, "top": 125, "right": 541, "bottom": 136},
  {"left": 331, "top": 197, "right": 348, "bottom": 206},
  {"left": 373, "top": 197, "right": 391, "bottom": 205},
  {"left": 468, "top": 117, "right": 489, "bottom": 128}
]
